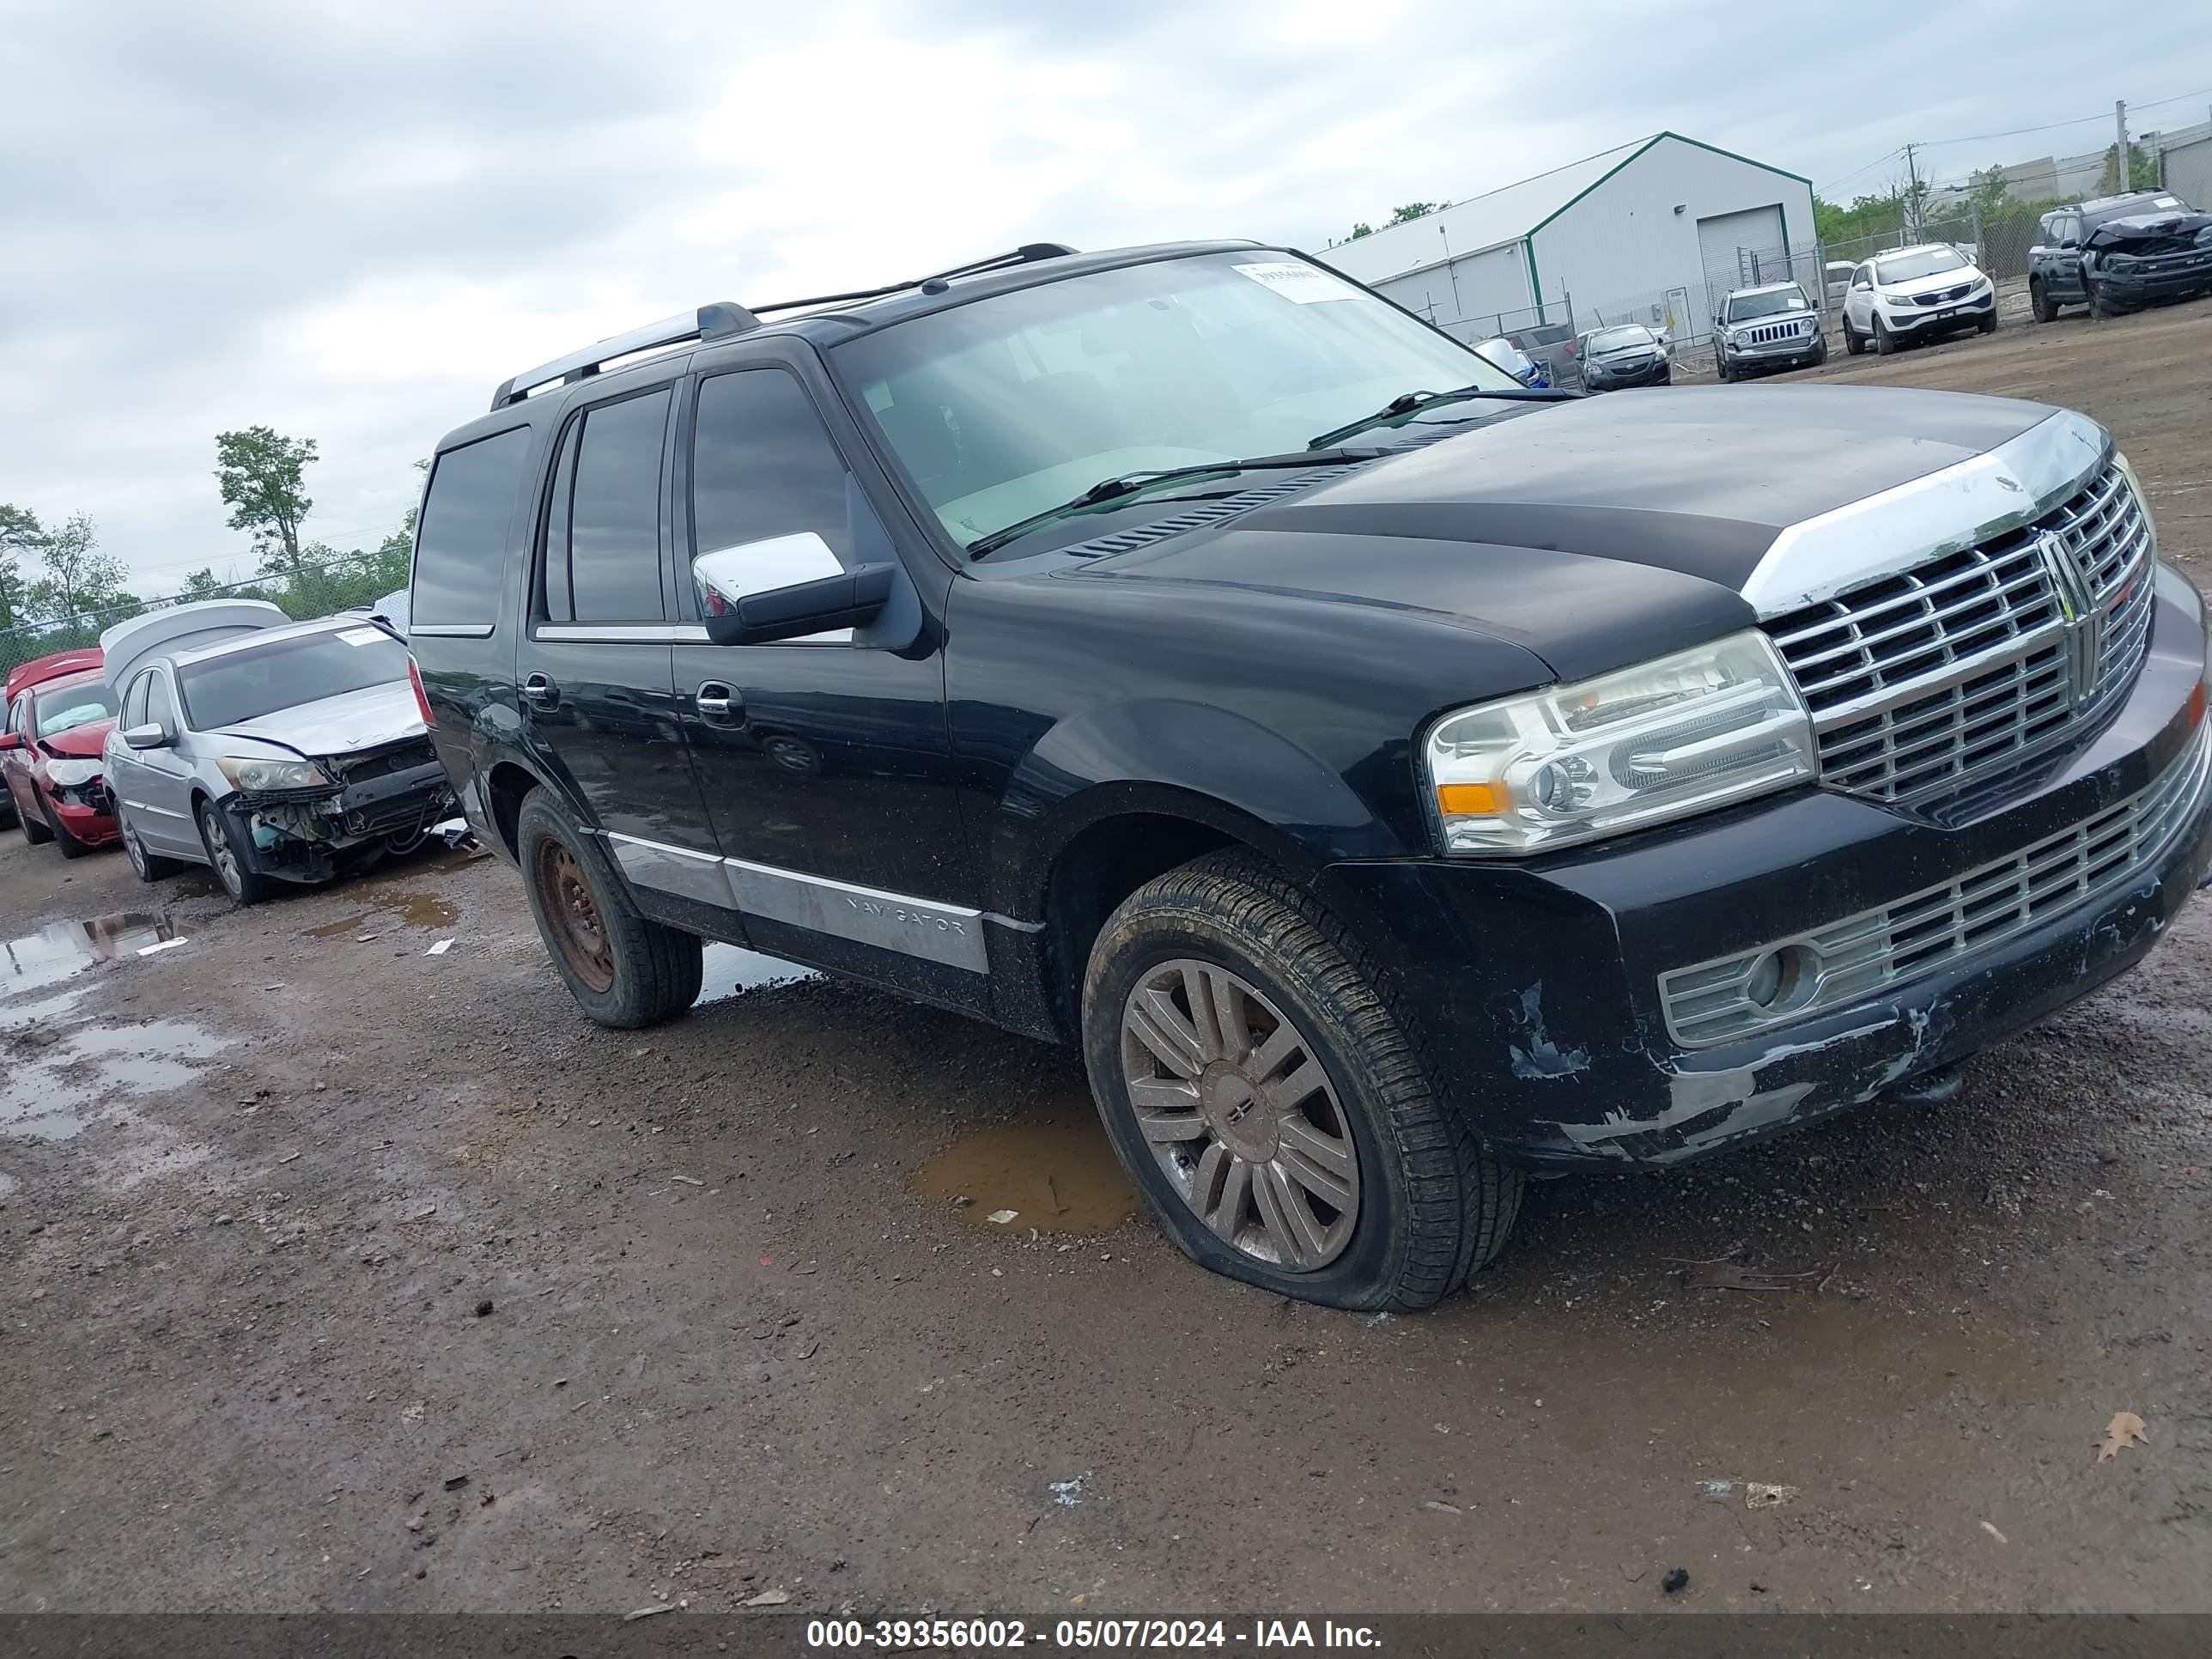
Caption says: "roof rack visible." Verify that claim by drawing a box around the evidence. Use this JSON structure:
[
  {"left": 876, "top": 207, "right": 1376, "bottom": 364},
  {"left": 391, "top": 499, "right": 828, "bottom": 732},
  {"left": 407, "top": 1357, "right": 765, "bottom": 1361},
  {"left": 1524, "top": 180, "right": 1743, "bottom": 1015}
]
[
  {"left": 492, "top": 302, "right": 761, "bottom": 410},
  {"left": 489, "top": 244, "right": 1079, "bottom": 410}
]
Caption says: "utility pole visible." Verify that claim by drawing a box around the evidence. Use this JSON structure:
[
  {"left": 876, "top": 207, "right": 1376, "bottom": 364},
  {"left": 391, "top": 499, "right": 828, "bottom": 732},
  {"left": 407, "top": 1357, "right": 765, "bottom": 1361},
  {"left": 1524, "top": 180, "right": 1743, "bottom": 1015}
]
[
  {"left": 1903, "top": 143, "right": 1922, "bottom": 242},
  {"left": 2114, "top": 100, "right": 2130, "bottom": 192}
]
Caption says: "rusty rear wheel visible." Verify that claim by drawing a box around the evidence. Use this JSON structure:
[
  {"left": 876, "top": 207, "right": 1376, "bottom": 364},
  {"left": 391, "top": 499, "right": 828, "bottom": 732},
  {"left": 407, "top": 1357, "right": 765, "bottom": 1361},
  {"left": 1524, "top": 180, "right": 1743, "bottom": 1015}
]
[
  {"left": 535, "top": 837, "right": 617, "bottom": 994},
  {"left": 514, "top": 791, "right": 702, "bottom": 1029}
]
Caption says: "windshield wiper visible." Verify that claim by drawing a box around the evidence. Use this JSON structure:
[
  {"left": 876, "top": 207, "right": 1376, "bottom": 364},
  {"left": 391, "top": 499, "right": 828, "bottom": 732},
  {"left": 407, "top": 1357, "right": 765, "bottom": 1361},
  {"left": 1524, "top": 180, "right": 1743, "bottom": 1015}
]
[
  {"left": 965, "top": 448, "right": 1380, "bottom": 559},
  {"left": 1308, "top": 383, "right": 1572, "bottom": 449}
]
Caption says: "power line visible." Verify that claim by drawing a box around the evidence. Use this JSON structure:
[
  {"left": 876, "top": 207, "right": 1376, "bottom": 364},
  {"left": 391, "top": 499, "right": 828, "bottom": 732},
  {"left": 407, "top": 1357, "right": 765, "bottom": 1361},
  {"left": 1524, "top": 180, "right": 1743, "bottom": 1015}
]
[
  {"left": 1817, "top": 147, "right": 1906, "bottom": 197},
  {"left": 1917, "top": 86, "right": 2212, "bottom": 151}
]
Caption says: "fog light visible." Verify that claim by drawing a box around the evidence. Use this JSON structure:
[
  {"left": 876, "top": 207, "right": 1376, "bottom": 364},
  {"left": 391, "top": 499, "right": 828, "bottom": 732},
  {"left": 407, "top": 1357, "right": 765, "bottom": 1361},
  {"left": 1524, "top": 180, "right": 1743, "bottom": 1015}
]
[{"left": 1744, "top": 943, "right": 1818, "bottom": 1012}]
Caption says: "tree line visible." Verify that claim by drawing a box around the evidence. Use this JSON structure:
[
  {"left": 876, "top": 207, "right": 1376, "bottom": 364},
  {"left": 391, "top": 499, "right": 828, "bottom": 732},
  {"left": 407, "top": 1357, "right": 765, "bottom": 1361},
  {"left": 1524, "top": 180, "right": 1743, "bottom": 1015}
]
[
  {"left": 0, "top": 428, "right": 418, "bottom": 658},
  {"left": 1814, "top": 142, "right": 2163, "bottom": 246}
]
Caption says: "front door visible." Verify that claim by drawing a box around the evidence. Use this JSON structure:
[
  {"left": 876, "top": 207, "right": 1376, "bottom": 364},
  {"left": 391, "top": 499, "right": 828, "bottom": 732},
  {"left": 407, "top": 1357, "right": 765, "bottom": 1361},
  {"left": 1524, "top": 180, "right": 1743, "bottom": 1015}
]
[
  {"left": 666, "top": 358, "right": 976, "bottom": 1002},
  {"left": 116, "top": 669, "right": 199, "bottom": 856},
  {"left": 514, "top": 380, "right": 717, "bottom": 900}
]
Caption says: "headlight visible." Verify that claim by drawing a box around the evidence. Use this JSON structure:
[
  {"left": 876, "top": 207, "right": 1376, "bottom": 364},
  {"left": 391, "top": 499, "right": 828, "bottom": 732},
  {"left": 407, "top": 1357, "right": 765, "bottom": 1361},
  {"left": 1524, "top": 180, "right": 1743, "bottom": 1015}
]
[
  {"left": 216, "top": 757, "right": 331, "bottom": 792},
  {"left": 1423, "top": 631, "right": 1817, "bottom": 855},
  {"left": 1881, "top": 289, "right": 1923, "bottom": 307},
  {"left": 43, "top": 758, "right": 103, "bottom": 788},
  {"left": 2114, "top": 451, "right": 2158, "bottom": 565}
]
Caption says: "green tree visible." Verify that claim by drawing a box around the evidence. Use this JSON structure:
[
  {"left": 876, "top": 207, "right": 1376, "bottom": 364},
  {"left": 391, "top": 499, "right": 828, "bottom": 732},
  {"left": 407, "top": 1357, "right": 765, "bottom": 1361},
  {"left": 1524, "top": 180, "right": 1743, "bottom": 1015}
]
[
  {"left": 1968, "top": 164, "right": 2010, "bottom": 221},
  {"left": 0, "top": 502, "right": 39, "bottom": 630},
  {"left": 2098, "top": 142, "right": 2157, "bottom": 194},
  {"left": 215, "top": 426, "right": 318, "bottom": 579},
  {"left": 1389, "top": 202, "right": 1437, "bottom": 224},
  {"left": 1347, "top": 222, "right": 1374, "bottom": 240},
  {"left": 25, "top": 514, "right": 132, "bottom": 622},
  {"left": 178, "top": 567, "right": 230, "bottom": 601}
]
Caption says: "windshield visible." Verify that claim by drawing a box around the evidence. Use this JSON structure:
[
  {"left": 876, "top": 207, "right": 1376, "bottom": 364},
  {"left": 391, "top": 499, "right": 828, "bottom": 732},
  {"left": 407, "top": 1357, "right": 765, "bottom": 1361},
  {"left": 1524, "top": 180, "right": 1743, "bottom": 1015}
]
[
  {"left": 1589, "top": 327, "right": 1654, "bottom": 353},
  {"left": 831, "top": 252, "right": 1518, "bottom": 549},
  {"left": 1726, "top": 288, "right": 1809, "bottom": 320},
  {"left": 1876, "top": 248, "right": 1966, "bottom": 283},
  {"left": 34, "top": 678, "right": 117, "bottom": 738},
  {"left": 177, "top": 627, "right": 412, "bottom": 730}
]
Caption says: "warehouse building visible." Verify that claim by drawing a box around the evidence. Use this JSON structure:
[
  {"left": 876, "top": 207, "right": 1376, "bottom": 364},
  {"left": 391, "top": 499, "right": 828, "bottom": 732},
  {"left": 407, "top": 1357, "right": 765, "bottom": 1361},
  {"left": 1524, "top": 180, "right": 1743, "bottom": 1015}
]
[{"left": 1321, "top": 131, "right": 1817, "bottom": 345}]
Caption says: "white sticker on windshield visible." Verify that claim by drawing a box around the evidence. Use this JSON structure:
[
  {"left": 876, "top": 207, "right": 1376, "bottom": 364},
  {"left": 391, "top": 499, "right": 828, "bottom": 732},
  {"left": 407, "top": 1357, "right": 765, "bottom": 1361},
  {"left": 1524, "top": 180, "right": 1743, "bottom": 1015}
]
[
  {"left": 1231, "top": 260, "right": 1358, "bottom": 304},
  {"left": 336, "top": 627, "right": 386, "bottom": 647}
]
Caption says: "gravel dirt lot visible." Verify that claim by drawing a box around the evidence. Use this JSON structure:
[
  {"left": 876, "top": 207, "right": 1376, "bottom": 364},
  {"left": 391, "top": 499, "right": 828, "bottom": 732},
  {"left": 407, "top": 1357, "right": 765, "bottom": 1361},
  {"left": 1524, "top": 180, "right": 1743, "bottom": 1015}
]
[{"left": 3, "top": 303, "right": 2210, "bottom": 1619}]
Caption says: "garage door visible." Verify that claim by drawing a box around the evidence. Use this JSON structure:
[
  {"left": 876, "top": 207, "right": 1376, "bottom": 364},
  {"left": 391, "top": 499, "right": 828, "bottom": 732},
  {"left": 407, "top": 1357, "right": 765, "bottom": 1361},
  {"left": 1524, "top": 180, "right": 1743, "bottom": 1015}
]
[{"left": 1696, "top": 204, "right": 1787, "bottom": 289}]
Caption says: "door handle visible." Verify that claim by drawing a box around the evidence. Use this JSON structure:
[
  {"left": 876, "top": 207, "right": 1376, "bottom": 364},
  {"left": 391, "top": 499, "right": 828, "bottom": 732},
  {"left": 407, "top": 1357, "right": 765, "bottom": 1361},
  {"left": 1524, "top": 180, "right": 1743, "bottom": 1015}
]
[
  {"left": 696, "top": 681, "right": 744, "bottom": 724},
  {"left": 521, "top": 673, "right": 558, "bottom": 707}
]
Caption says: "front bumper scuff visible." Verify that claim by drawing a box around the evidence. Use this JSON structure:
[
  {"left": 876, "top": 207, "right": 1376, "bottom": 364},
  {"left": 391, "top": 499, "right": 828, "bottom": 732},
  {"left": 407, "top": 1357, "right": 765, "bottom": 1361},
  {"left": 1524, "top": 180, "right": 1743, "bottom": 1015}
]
[{"left": 1324, "top": 570, "right": 2212, "bottom": 1171}]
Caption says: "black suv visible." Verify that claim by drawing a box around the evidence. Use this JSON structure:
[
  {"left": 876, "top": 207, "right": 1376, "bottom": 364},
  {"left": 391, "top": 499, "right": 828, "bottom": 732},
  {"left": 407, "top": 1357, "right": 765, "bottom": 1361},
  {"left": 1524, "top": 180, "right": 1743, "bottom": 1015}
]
[
  {"left": 410, "top": 240, "right": 2212, "bottom": 1310},
  {"left": 2030, "top": 190, "right": 2207, "bottom": 319}
]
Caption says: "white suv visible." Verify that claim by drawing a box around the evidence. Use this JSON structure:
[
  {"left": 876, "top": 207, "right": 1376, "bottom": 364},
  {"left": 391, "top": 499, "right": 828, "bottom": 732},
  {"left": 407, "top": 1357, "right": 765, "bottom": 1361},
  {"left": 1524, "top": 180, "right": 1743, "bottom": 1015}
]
[{"left": 1840, "top": 244, "right": 1996, "bottom": 356}]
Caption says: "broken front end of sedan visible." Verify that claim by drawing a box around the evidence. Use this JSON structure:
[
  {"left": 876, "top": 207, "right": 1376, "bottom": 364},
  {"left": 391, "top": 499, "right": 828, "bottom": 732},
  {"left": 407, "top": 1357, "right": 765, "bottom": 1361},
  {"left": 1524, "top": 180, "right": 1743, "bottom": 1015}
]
[{"left": 218, "top": 733, "right": 455, "bottom": 881}]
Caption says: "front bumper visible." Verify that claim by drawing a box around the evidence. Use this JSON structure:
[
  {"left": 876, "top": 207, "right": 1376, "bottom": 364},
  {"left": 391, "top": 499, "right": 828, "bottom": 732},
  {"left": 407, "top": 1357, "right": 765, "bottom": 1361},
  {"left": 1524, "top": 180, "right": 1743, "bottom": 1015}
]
[
  {"left": 1882, "top": 290, "right": 1995, "bottom": 332},
  {"left": 2090, "top": 263, "right": 2212, "bottom": 307},
  {"left": 1325, "top": 568, "right": 2212, "bottom": 1170},
  {"left": 49, "top": 789, "right": 121, "bottom": 846},
  {"left": 1725, "top": 332, "right": 1824, "bottom": 366},
  {"left": 1586, "top": 359, "right": 1669, "bottom": 390},
  {"left": 229, "top": 760, "right": 458, "bottom": 883}
]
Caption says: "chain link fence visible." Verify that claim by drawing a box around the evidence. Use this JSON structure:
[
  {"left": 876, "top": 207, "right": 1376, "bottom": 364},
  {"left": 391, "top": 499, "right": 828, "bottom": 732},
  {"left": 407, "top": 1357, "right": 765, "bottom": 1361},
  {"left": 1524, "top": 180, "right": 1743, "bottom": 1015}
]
[{"left": 0, "top": 552, "right": 407, "bottom": 683}]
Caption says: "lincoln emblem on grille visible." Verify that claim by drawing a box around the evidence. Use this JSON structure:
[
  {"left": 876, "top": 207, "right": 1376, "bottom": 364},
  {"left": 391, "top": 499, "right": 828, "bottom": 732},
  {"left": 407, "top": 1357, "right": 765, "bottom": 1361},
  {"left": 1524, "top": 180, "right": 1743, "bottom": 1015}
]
[{"left": 2036, "top": 528, "right": 2106, "bottom": 708}]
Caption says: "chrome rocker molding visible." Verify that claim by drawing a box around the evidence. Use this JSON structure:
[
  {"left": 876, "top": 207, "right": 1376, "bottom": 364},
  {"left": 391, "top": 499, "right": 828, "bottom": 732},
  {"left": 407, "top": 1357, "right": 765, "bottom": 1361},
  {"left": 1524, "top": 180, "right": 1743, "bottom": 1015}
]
[
  {"left": 1740, "top": 408, "right": 2111, "bottom": 619},
  {"left": 605, "top": 831, "right": 992, "bottom": 974}
]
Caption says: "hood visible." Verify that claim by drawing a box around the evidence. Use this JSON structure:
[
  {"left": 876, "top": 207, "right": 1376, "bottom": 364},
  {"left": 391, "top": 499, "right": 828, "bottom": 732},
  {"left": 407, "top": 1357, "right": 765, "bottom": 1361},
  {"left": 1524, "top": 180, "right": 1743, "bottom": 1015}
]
[
  {"left": 2086, "top": 212, "right": 2212, "bottom": 254},
  {"left": 1883, "top": 267, "right": 1982, "bottom": 300},
  {"left": 1587, "top": 337, "right": 1662, "bottom": 362},
  {"left": 1091, "top": 386, "right": 2067, "bottom": 681},
  {"left": 40, "top": 720, "right": 115, "bottom": 762},
  {"left": 211, "top": 680, "right": 425, "bottom": 760}
]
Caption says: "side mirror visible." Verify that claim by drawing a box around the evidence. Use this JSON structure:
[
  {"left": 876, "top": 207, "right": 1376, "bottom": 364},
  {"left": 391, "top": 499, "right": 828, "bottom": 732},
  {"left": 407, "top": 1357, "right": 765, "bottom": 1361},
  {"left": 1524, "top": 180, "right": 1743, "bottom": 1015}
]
[
  {"left": 692, "top": 532, "right": 894, "bottom": 647},
  {"left": 2060, "top": 239, "right": 2079, "bottom": 251},
  {"left": 121, "top": 723, "right": 167, "bottom": 750}
]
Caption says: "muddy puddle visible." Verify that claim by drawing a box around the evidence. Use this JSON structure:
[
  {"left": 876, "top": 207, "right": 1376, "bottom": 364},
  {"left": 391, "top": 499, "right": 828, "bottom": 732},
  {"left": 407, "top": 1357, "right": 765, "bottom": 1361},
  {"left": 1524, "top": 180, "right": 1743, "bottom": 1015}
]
[
  {"left": 0, "top": 1015, "right": 232, "bottom": 1141},
  {"left": 304, "top": 889, "right": 459, "bottom": 937},
  {"left": 696, "top": 941, "right": 817, "bottom": 1004},
  {"left": 1, "top": 912, "right": 179, "bottom": 1012},
  {"left": 908, "top": 1089, "right": 1139, "bottom": 1235}
]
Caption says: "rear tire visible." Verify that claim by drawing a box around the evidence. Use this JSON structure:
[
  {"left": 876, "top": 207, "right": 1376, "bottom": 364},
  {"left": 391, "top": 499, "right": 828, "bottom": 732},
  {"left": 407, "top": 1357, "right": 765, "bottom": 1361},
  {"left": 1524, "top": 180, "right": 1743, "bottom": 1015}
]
[
  {"left": 198, "top": 797, "right": 271, "bottom": 905},
  {"left": 122, "top": 820, "right": 181, "bottom": 883},
  {"left": 516, "top": 791, "right": 702, "bottom": 1029},
  {"left": 1844, "top": 317, "right": 1864, "bottom": 356},
  {"left": 1080, "top": 850, "right": 1521, "bottom": 1311}
]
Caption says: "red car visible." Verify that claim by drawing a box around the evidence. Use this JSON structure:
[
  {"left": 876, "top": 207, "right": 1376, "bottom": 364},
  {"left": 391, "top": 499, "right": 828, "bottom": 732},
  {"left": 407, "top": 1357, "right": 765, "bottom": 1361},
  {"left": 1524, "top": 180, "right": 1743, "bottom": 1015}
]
[{"left": 1, "top": 648, "right": 122, "bottom": 857}]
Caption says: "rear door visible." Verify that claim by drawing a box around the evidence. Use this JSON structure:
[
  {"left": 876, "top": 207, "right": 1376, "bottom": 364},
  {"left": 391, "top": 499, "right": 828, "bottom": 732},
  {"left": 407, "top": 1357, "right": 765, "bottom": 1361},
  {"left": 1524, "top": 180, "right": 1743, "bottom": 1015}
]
[
  {"left": 666, "top": 351, "right": 977, "bottom": 1002},
  {"left": 514, "top": 377, "right": 717, "bottom": 873}
]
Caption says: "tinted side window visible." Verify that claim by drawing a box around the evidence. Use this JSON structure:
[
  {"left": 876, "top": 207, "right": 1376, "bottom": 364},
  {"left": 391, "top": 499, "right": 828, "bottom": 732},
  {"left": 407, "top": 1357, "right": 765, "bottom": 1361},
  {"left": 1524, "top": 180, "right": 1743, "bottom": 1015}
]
[
  {"left": 143, "top": 674, "right": 176, "bottom": 733},
  {"left": 550, "top": 390, "right": 671, "bottom": 623},
  {"left": 414, "top": 427, "right": 530, "bottom": 629},
  {"left": 691, "top": 370, "right": 871, "bottom": 566}
]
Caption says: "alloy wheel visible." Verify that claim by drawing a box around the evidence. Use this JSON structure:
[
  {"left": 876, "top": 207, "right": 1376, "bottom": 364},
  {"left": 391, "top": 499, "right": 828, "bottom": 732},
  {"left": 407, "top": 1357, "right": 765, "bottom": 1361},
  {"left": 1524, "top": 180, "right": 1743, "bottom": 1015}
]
[
  {"left": 199, "top": 807, "right": 242, "bottom": 897},
  {"left": 537, "top": 839, "right": 616, "bottom": 994},
  {"left": 1119, "top": 958, "right": 1359, "bottom": 1271}
]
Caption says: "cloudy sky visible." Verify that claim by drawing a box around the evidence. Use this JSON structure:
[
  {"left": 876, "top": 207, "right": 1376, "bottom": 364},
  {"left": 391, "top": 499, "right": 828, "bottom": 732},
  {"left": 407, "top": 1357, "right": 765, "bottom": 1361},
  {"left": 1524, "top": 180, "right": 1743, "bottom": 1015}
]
[{"left": 7, "top": 0, "right": 2209, "bottom": 593}]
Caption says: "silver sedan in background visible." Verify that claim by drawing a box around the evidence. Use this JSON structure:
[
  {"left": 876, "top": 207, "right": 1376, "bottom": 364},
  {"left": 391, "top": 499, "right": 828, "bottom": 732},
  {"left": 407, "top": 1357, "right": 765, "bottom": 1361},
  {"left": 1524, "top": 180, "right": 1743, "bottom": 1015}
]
[{"left": 100, "top": 601, "right": 454, "bottom": 904}]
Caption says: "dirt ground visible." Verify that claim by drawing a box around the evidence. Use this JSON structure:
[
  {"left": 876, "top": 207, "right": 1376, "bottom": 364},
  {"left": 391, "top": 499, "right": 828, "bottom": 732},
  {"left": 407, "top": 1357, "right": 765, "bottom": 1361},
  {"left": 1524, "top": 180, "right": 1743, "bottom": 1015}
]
[{"left": 3, "top": 303, "right": 2210, "bottom": 1619}]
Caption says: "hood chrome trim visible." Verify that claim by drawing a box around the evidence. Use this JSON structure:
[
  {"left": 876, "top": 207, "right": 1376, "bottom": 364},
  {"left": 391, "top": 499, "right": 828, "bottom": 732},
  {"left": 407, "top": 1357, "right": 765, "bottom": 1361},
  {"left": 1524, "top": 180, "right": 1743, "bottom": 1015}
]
[{"left": 1740, "top": 408, "right": 2110, "bottom": 619}]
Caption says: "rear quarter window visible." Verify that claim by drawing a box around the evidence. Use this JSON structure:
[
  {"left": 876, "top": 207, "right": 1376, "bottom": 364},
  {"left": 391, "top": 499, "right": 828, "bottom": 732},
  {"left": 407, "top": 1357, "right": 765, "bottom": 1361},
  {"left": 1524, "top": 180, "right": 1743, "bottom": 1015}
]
[{"left": 413, "top": 427, "right": 531, "bottom": 629}]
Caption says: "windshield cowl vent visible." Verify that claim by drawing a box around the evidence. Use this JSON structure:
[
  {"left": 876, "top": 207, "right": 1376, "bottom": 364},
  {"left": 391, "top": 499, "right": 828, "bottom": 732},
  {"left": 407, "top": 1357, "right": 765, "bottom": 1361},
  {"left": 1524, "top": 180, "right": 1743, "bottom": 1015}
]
[{"left": 1058, "top": 462, "right": 1383, "bottom": 558}]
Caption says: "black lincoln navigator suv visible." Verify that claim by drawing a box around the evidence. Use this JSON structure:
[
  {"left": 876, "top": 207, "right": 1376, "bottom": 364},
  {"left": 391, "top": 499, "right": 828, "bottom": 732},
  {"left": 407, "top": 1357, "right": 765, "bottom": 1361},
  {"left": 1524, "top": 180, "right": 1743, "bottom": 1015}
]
[{"left": 408, "top": 240, "right": 2212, "bottom": 1310}]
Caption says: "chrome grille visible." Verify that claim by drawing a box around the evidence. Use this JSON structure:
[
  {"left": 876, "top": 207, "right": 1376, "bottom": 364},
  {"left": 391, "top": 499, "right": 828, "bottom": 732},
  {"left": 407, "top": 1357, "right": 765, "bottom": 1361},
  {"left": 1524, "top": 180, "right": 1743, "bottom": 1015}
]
[
  {"left": 1661, "top": 719, "right": 2212, "bottom": 1048},
  {"left": 1741, "top": 320, "right": 1814, "bottom": 345},
  {"left": 1765, "top": 461, "right": 2155, "bottom": 808}
]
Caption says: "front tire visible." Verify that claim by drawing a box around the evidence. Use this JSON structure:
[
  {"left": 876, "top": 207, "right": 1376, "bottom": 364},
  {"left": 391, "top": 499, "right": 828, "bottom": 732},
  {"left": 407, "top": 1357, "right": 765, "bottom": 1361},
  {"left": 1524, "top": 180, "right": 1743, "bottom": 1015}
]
[
  {"left": 1714, "top": 352, "right": 1732, "bottom": 382},
  {"left": 21, "top": 796, "right": 54, "bottom": 845},
  {"left": 47, "top": 800, "right": 88, "bottom": 860},
  {"left": 1978, "top": 310, "right": 1997, "bottom": 334},
  {"left": 2031, "top": 279, "right": 2057, "bottom": 323},
  {"left": 198, "top": 797, "right": 271, "bottom": 905},
  {"left": 516, "top": 791, "right": 702, "bottom": 1029},
  {"left": 1873, "top": 314, "right": 1894, "bottom": 355},
  {"left": 1081, "top": 851, "right": 1521, "bottom": 1311}
]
